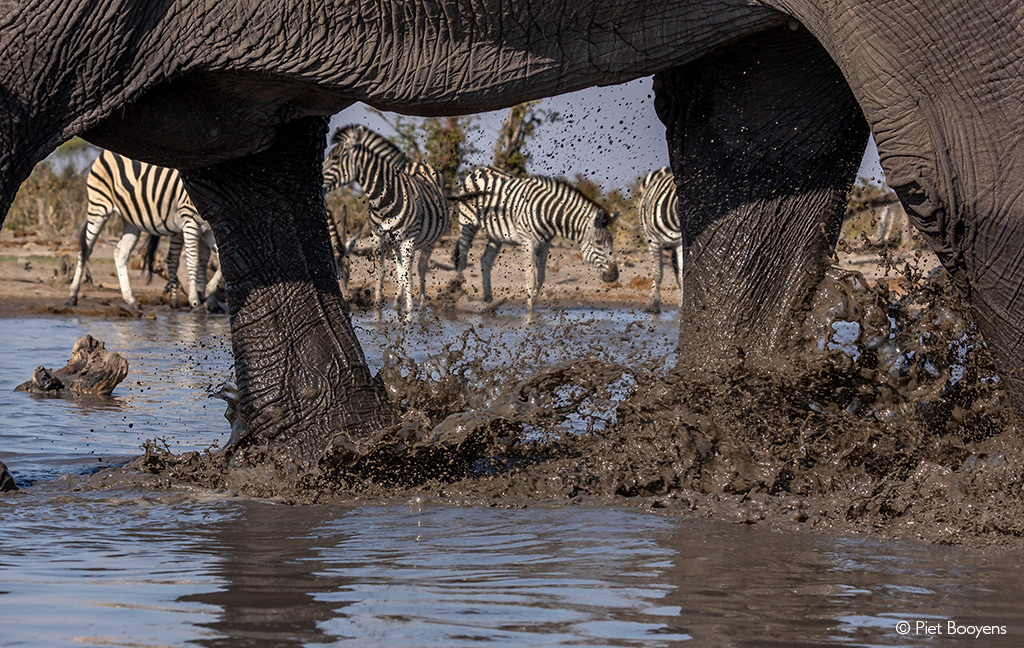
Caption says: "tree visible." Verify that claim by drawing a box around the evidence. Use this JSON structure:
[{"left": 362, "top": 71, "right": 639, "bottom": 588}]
[
  {"left": 492, "top": 101, "right": 559, "bottom": 177},
  {"left": 423, "top": 117, "right": 471, "bottom": 193},
  {"left": 7, "top": 138, "right": 99, "bottom": 235},
  {"left": 365, "top": 110, "right": 476, "bottom": 193}
]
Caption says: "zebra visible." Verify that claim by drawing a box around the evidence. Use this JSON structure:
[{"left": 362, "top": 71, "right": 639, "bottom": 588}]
[
  {"left": 323, "top": 124, "right": 450, "bottom": 313},
  {"left": 140, "top": 231, "right": 224, "bottom": 311},
  {"left": 452, "top": 166, "right": 619, "bottom": 311},
  {"left": 66, "top": 150, "right": 221, "bottom": 311},
  {"left": 636, "top": 166, "right": 685, "bottom": 313}
]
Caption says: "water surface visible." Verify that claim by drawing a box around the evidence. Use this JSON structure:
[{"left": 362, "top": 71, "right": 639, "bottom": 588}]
[{"left": 1, "top": 311, "right": 1021, "bottom": 646}]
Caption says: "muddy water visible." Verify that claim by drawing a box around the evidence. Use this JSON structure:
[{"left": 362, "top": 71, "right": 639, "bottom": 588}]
[{"left": 1, "top": 311, "right": 1023, "bottom": 646}]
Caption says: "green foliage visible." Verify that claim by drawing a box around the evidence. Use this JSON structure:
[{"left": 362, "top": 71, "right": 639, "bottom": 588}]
[
  {"left": 492, "top": 101, "right": 560, "bottom": 177},
  {"left": 365, "top": 109, "right": 477, "bottom": 192},
  {"left": 6, "top": 138, "right": 101, "bottom": 237},
  {"left": 423, "top": 117, "right": 471, "bottom": 193},
  {"left": 325, "top": 186, "right": 370, "bottom": 240}
]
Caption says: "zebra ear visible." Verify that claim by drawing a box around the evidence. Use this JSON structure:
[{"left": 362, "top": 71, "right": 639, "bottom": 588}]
[{"left": 594, "top": 211, "right": 618, "bottom": 229}]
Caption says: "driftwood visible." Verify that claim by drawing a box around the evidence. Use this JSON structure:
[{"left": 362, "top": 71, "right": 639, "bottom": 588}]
[
  {"left": 15, "top": 335, "right": 128, "bottom": 396},
  {"left": 0, "top": 461, "right": 16, "bottom": 492}
]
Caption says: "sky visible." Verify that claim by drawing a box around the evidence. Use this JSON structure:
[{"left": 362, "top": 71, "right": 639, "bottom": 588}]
[{"left": 329, "top": 77, "right": 885, "bottom": 197}]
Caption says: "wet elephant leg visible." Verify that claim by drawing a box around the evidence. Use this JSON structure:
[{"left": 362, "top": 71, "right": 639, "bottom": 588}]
[
  {"left": 180, "top": 116, "right": 395, "bottom": 467},
  {"left": 654, "top": 28, "right": 869, "bottom": 371}
]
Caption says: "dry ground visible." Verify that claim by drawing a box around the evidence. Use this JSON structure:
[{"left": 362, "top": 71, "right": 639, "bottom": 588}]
[{"left": 0, "top": 229, "right": 939, "bottom": 316}]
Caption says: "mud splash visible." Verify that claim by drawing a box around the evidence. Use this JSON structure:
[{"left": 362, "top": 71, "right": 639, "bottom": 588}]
[{"left": 133, "top": 261, "right": 1022, "bottom": 547}]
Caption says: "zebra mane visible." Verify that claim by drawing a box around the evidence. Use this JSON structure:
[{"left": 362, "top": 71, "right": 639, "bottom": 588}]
[
  {"left": 331, "top": 124, "right": 407, "bottom": 166},
  {"left": 544, "top": 175, "right": 608, "bottom": 214}
]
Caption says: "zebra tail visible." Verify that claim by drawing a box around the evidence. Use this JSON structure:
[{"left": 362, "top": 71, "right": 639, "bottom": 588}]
[
  {"left": 77, "top": 219, "right": 91, "bottom": 263},
  {"left": 141, "top": 234, "right": 161, "bottom": 284},
  {"left": 447, "top": 191, "right": 489, "bottom": 204}
]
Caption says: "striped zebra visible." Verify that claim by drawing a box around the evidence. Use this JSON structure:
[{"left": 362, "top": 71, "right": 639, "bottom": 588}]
[
  {"left": 323, "top": 125, "right": 449, "bottom": 313},
  {"left": 452, "top": 167, "right": 619, "bottom": 311},
  {"left": 66, "top": 150, "right": 221, "bottom": 310},
  {"left": 636, "top": 166, "right": 684, "bottom": 313}
]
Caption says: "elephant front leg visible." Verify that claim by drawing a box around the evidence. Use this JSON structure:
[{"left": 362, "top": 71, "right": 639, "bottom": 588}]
[
  {"left": 181, "top": 116, "right": 395, "bottom": 467},
  {"left": 655, "top": 28, "right": 869, "bottom": 371}
]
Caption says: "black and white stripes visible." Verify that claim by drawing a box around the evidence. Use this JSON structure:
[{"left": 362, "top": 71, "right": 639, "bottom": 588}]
[
  {"left": 453, "top": 166, "right": 619, "bottom": 311},
  {"left": 323, "top": 125, "right": 450, "bottom": 313},
  {"left": 66, "top": 150, "right": 220, "bottom": 310},
  {"left": 636, "top": 166, "right": 684, "bottom": 313}
]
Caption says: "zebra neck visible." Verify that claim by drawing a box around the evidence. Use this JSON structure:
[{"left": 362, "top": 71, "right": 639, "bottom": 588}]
[{"left": 356, "top": 156, "right": 406, "bottom": 225}]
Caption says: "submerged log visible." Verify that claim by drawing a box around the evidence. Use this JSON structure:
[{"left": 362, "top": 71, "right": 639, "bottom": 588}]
[
  {"left": 0, "top": 461, "right": 16, "bottom": 492},
  {"left": 15, "top": 335, "right": 128, "bottom": 396}
]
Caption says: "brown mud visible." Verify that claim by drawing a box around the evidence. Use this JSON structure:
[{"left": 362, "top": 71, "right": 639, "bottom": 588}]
[
  {"left": 6, "top": 230, "right": 1022, "bottom": 548},
  {"left": 135, "top": 257, "right": 1021, "bottom": 549}
]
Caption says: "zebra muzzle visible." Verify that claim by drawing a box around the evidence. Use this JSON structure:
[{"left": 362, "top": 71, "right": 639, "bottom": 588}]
[{"left": 602, "top": 262, "right": 619, "bottom": 283}]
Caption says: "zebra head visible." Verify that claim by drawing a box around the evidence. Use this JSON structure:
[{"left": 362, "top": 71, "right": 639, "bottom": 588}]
[
  {"left": 581, "top": 210, "right": 619, "bottom": 283},
  {"left": 323, "top": 125, "right": 363, "bottom": 194},
  {"left": 323, "top": 125, "right": 408, "bottom": 195}
]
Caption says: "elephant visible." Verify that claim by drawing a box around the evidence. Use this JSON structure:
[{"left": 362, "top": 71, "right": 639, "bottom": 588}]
[{"left": 1, "top": 1, "right": 1022, "bottom": 472}]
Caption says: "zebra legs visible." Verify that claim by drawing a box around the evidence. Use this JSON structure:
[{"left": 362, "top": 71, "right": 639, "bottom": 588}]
[
  {"left": 672, "top": 243, "right": 685, "bottom": 311},
  {"left": 180, "top": 116, "right": 394, "bottom": 464},
  {"left": 526, "top": 242, "right": 550, "bottom": 312},
  {"left": 393, "top": 237, "right": 416, "bottom": 314},
  {"left": 165, "top": 233, "right": 184, "bottom": 308},
  {"left": 374, "top": 232, "right": 388, "bottom": 310},
  {"left": 479, "top": 240, "right": 502, "bottom": 303},
  {"left": 66, "top": 213, "right": 110, "bottom": 307},
  {"left": 647, "top": 242, "right": 664, "bottom": 313},
  {"left": 112, "top": 228, "right": 142, "bottom": 309},
  {"left": 181, "top": 222, "right": 205, "bottom": 309},
  {"left": 416, "top": 242, "right": 433, "bottom": 307}
]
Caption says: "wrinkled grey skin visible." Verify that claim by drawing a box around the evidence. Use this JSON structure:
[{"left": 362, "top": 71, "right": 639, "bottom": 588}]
[{"left": 2, "top": 2, "right": 1022, "bottom": 467}]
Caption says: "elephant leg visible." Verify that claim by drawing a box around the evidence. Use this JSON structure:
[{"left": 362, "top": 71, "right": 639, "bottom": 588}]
[
  {"left": 113, "top": 228, "right": 141, "bottom": 309},
  {"left": 480, "top": 240, "right": 501, "bottom": 303},
  {"left": 648, "top": 242, "right": 663, "bottom": 313},
  {"left": 654, "top": 28, "right": 869, "bottom": 371},
  {"left": 180, "top": 116, "right": 394, "bottom": 466}
]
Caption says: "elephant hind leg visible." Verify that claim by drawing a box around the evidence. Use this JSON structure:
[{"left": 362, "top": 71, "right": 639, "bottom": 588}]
[{"left": 655, "top": 27, "right": 869, "bottom": 371}]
